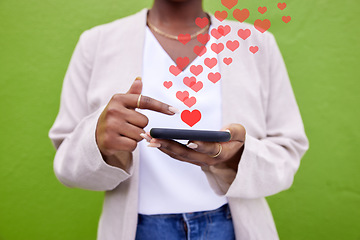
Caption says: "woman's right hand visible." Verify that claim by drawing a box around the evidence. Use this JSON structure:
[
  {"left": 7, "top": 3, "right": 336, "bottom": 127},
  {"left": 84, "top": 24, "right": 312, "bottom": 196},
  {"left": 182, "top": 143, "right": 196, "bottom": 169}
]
[{"left": 95, "top": 77, "right": 178, "bottom": 166}]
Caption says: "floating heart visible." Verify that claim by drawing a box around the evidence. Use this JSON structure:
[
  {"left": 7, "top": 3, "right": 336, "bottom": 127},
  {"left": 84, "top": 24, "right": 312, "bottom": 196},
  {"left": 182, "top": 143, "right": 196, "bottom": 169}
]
[
  {"left": 211, "top": 43, "right": 224, "bottom": 54},
  {"left": 184, "top": 97, "right": 197, "bottom": 108},
  {"left": 258, "top": 6, "right": 267, "bottom": 14},
  {"left": 204, "top": 58, "right": 217, "bottom": 69},
  {"left": 221, "top": 0, "right": 238, "bottom": 10},
  {"left": 178, "top": 34, "right": 191, "bottom": 45},
  {"left": 238, "top": 29, "right": 251, "bottom": 40},
  {"left": 163, "top": 81, "right": 172, "bottom": 89},
  {"left": 223, "top": 57, "right": 233, "bottom": 65},
  {"left": 176, "top": 57, "right": 190, "bottom": 70},
  {"left": 226, "top": 40, "right": 239, "bottom": 52},
  {"left": 214, "top": 10, "right": 228, "bottom": 22},
  {"left": 249, "top": 46, "right": 259, "bottom": 54},
  {"left": 282, "top": 16, "right": 291, "bottom": 23},
  {"left": 190, "top": 81, "right": 203, "bottom": 92},
  {"left": 183, "top": 76, "right": 197, "bottom": 88},
  {"left": 218, "top": 25, "right": 231, "bottom": 36},
  {"left": 197, "top": 33, "right": 210, "bottom": 45},
  {"left": 181, "top": 110, "right": 201, "bottom": 127},
  {"left": 193, "top": 45, "right": 207, "bottom": 56},
  {"left": 169, "top": 65, "right": 182, "bottom": 76},
  {"left": 208, "top": 72, "right": 221, "bottom": 83},
  {"left": 278, "top": 2, "right": 287, "bottom": 10},
  {"left": 233, "top": 8, "right": 250, "bottom": 23},
  {"left": 176, "top": 91, "right": 189, "bottom": 102},
  {"left": 195, "top": 17, "right": 209, "bottom": 28},
  {"left": 190, "top": 65, "right": 203, "bottom": 76},
  {"left": 210, "top": 28, "right": 223, "bottom": 39},
  {"left": 254, "top": 19, "right": 271, "bottom": 33}
]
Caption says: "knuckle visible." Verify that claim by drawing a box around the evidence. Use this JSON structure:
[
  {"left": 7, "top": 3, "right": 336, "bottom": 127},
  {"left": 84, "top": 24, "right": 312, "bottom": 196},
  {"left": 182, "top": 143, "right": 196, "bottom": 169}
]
[
  {"left": 112, "top": 93, "right": 124, "bottom": 102},
  {"left": 141, "top": 96, "right": 152, "bottom": 108},
  {"left": 178, "top": 151, "right": 190, "bottom": 159}
]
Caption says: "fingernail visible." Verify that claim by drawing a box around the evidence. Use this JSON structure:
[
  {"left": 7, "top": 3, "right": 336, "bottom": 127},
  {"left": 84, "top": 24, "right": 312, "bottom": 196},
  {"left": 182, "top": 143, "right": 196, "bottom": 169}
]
[
  {"left": 135, "top": 76, "right": 142, "bottom": 81},
  {"left": 187, "top": 143, "right": 198, "bottom": 149},
  {"left": 147, "top": 143, "right": 161, "bottom": 148},
  {"left": 140, "top": 133, "right": 151, "bottom": 142},
  {"left": 169, "top": 106, "right": 180, "bottom": 114}
]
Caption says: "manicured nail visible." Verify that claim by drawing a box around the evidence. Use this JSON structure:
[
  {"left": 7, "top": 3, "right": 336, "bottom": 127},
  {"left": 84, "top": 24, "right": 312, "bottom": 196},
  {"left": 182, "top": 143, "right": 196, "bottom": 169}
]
[
  {"left": 147, "top": 142, "right": 161, "bottom": 148},
  {"left": 169, "top": 106, "right": 180, "bottom": 114},
  {"left": 187, "top": 143, "right": 198, "bottom": 149},
  {"left": 135, "top": 76, "right": 142, "bottom": 81},
  {"left": 140, "top": 133, "right": 151, "bottom": 142}
]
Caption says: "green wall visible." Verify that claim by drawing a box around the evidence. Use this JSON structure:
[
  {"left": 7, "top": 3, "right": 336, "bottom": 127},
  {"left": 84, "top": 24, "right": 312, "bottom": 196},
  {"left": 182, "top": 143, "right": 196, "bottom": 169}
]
[{"left": 0, "top": 0, "right": 359, "bottom": 239}]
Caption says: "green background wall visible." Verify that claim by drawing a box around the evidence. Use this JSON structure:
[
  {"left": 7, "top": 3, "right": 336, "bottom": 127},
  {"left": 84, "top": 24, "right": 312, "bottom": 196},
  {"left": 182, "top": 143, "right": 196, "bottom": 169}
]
[{"left": 0, "top": 0, "right": 359, "bottom": 239}]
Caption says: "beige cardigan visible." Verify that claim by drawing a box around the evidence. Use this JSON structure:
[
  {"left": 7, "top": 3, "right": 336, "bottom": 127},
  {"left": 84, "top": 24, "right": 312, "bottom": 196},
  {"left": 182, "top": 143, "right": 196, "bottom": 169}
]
[{"left": 49, "top": 9, "right": 308, "bottom": 240}]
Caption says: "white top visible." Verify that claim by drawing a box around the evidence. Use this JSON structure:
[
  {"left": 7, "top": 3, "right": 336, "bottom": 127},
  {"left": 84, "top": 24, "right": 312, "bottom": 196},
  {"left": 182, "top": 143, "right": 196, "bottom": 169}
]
[{"left": 138, "top": 27, "right": 227, "bottom": 214}]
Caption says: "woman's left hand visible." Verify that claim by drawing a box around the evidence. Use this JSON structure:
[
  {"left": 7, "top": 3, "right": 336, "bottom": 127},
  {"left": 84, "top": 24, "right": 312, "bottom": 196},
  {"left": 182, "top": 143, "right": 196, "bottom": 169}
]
[{"left": 142, "top": 123, "right": 246, "bottom": 171}]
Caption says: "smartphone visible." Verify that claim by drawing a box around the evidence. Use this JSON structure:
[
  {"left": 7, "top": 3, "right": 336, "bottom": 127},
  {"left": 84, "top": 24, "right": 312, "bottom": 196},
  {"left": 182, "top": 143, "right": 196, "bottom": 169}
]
[{"left": 150, "top": 128, "right": 231, "bottom": 142}]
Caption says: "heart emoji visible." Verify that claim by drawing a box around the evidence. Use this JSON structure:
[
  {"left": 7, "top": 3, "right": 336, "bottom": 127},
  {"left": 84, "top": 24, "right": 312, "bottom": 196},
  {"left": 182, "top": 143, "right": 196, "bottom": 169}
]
[
  {"left": 163, "top": 81, "right": 172, "bottom": 89},
  {"left": 258, "top": 6, "right": 267, "bottom": 14},
  {"left": 218, "top": 25, "right": 231, "bottom": 36},
  {"left": 190, "top": 81, "right": 203, "bottom": 92},
  {"left": 254, "top": 19, "right": 271, "bottom": 33},
  {"left": 176, "top": 91, "right": 190, "bottom": 102},
  {"left": 226, "top": 40, "right": 239, "bottom": 52},
  {"left": 210, "top": 28, "right": 223, "bottom": 39},
  {"left": 249, "top": 46, "right": 259, "bottom": 54},
  {"left": 169, "top": 65, "right": 182, "bottom": 76},
  {"left": 211, "top": 43, "right": 224, "bottom": 54},
  {"left": 184, "top": 97, "right": 197, "bottom": 108},
  {"left": 223, "top": 57, "right": 233, "bottom": 65},
  {"left": 278, "top": 2, "right": 287, "bottom": 10},
  {"left": 190, "top": 65, "right": 203, "bottom": 76},
  {"left": 208, "top": 72, "right": 221, "bottom": 83},
  {"left": 282, "top": 16, "right": 291, "bottom": 23},
  {"left": 238, "top": 29, "right": 251, "bottom": 40},
  {"left": 204, "top": 58, "right": 217, "bottom": 69},
  {"left": 195, "top": 17, "right": 209, "bottom": 28},
  {"left": 176, "top": 57, "right": 190, "bottom": 70},
  {"left": 177, "top": 34, "right": 191, "bottom": 45},
  {"left": 233, "top": 8, "right": 250, "bottom": 23},
  {"left": 183, "top": 76, "right": 197, "bottom": 88},
  {"left": 197, "top": 33, "right": 210, "bottom": 45},
  {"left": 221, "top": 0, "right": 238, "bottom": 10},
  {"left": 181, "top": 110, "right": 201, "bottom": 127},
  {"left": 214, "top": 10, "right": 228, "bottom": 22},
  {"left": 193, "top": 45, "right": 207, "bottom": 57}
]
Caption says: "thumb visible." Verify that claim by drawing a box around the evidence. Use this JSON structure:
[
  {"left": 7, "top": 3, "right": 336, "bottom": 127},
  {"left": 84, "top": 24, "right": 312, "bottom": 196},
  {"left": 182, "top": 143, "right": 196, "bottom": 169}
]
[{"left": 127, "top": 77, "right": 142, "bottom": 94}]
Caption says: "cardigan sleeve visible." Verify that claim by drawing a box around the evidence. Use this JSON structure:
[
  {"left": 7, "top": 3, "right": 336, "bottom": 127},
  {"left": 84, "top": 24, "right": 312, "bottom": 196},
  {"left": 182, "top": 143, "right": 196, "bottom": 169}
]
[
  {"left": 49, "top": 29, "right": 133, "bottom": 191},
  {"left": 203, "top": 33, "right": 309, "bottom": 199}
]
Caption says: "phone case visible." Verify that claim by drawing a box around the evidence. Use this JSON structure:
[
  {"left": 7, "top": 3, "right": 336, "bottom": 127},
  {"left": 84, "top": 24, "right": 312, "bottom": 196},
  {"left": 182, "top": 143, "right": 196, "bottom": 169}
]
[{"left": 150, "top": 128, "right": 231, "bottom": 142}]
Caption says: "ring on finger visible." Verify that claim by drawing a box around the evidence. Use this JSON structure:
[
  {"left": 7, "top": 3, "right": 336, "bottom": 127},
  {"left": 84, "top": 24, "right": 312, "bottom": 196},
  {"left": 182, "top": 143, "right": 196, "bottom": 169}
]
[
  {"left": 209, "top": 143, "right": 222, "bottom": 158},
  {"left": 137, "top": 94, "right": 142, "bottom": 108}
]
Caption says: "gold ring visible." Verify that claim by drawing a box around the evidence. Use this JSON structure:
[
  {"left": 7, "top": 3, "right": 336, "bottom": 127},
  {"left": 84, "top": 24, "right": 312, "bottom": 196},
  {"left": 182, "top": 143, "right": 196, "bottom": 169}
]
[
  {"left": 137, "top": 94, "right": 142, "bottom": 108},
  {"left": 209, "top": 144, "right": 222, "bottom": 158}
]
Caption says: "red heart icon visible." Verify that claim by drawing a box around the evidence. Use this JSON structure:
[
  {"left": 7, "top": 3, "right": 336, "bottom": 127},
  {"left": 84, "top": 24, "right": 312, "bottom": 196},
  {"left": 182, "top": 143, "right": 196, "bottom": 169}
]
[
  {"left": 233, "top": 8, "right": 250, "bottom": 23},
  {"left": 190, "top": 65, "right": 203, "bottom": 76},
  {"left": 282, "top": 16, "right": 291, "bottom": 23},
  {"left": 258, "top": 6, "right": 267, "bottom": 14},
  {"left": 254, "top": 19, "right": 271, "bottom": 33},
  {"left": 238, "top": 29, "right": 251, "bottom": 40},
  {"left": 226, "top": 40, "right": 239, "bottom": 52},
  {"left": 183, "top": 76, "right": 197, "bottom": 88},
  {"left": 181, "top": 110, "right": 201, "bottom": 127},
  {"left": 249, "top": 46, "right": 259, "bottom": 54},
  {"left": 208, "top": 72, "right": 221, "bottom": 83},
  {"left": 211, "top": 43, "right": 224, "bottom": 54},
  {"left": 169, "top": 65, "right": 182, "bottom": 76},
  {"left": 223, "top": 57, "right": 233, "bottom": 65},
  {"left": 195, "top": 17, "right": 209, "bottom": 28},
  {"left": 176, "top": 91, "right": 189, "bottom": 102},
  {"left": 214, "top": 10, "right": 228, "bottom": 22},
  {"left": 197, "top": 33, "right": 210, "bottom": 45},
  {"left": 218, "top": 25, "right": 231, "bottom": 36},
  {"left": 278, "top": 2, "right": 287, "bottom": 10},
  {"left": 204, "top": 58, "right": 217, "bottom": 69},
  {"left": 163, "top": 81, "right": 172, "bottom": 89},
  {"left": 178, "top": 34, "right": 191, "bottom": 45},
  {"left": 193, "top": 45, "right": 207, "bottom": 56},
  {"left": 176, "top": 57, "right": 190, "bottom": 70},
  {"left": 184, "top": 97, "right": 197, "bottom": 108},
  {"left": 190, "top": 81, "right": 203, "bottom": 92},
  {"left": 221, "top": 0, "right": 238, "bottom": 10},
  {"left": 210, "top": 29, "right": 223, "bottom": 39}
]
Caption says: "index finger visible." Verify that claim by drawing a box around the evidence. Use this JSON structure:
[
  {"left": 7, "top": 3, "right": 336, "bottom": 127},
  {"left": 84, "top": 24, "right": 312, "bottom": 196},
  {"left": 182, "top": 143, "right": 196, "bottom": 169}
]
[{"left": 128, "top": 94, "right": 179, "bottom": 115}]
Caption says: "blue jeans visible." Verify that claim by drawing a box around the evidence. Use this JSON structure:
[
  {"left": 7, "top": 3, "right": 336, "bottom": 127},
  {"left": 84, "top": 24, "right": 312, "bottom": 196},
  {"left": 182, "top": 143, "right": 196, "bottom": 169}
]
[{"left": 135, "top": 204, "right": 235, "bottom": 240}]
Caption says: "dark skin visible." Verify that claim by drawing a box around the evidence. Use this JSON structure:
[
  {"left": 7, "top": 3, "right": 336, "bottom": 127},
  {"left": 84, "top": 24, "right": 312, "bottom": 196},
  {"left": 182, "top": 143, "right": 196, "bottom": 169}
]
[{"left": 96, "top": 0, "right": 246, "bottom": 172}]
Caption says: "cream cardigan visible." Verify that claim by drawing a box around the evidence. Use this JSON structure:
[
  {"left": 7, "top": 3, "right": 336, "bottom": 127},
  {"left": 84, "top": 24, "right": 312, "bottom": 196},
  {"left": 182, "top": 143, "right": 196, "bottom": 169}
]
[{"left": 49, "top": 9, "right": 309, "bottom": 240}]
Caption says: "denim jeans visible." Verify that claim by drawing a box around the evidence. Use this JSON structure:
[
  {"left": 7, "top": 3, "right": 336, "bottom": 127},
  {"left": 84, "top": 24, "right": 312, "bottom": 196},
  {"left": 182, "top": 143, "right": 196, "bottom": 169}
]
[{"left": 135, "top": 204, "right": 235, "bottom": 240}]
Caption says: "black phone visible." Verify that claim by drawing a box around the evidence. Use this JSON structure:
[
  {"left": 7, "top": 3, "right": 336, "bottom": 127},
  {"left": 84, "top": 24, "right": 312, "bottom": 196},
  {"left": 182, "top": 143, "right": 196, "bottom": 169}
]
[{"left": 150, "top": 128, "right": 231, "bottom": 142}]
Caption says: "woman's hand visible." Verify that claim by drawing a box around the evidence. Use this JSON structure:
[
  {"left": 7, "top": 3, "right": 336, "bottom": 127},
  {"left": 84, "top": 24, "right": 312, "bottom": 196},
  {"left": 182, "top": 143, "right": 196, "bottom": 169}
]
[
  {"left": 143, "top": 124, "right": 246, "bottom": 171},
  {"left": 96, "top": 77, "right": 178, "bottom": 167}
]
